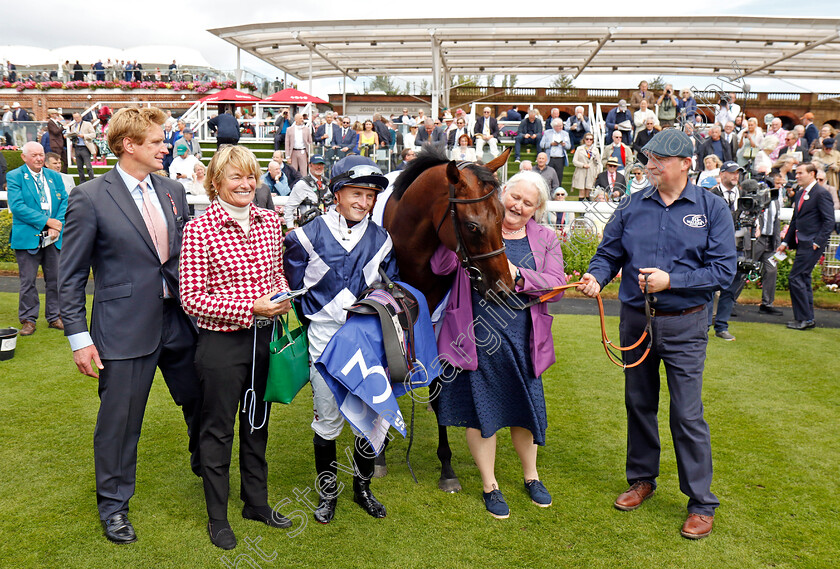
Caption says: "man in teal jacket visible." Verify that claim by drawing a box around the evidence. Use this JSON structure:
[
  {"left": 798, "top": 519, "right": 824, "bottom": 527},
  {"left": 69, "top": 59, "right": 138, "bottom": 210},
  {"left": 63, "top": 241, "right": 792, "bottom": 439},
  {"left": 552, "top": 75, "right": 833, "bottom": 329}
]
[{"left": 7, "top": 141, "right": 67, "bottom": 335}]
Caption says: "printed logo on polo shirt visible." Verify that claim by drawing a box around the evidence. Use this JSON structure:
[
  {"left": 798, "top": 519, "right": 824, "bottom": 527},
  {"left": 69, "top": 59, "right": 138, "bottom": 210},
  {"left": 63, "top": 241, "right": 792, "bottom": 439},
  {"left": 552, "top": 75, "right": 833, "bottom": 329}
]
[{"left": 682, "top": 214, "right": 707, "bottom": 228}]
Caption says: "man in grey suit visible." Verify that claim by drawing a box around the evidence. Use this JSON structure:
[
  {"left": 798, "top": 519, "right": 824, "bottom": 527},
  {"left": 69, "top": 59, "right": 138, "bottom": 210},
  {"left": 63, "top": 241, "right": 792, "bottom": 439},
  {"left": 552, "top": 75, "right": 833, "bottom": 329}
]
[
  {"left": 59, "top": 107, "right": 201, "bottom": 545},
  {"left": 414, "top": 117, "right": 446, "bottom": 148}
]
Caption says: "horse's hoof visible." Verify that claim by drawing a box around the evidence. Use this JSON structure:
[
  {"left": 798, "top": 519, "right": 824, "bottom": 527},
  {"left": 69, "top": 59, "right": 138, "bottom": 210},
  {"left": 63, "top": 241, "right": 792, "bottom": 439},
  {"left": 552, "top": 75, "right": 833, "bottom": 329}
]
[
  {"left": 438, "top": 477, "right": 462, "bottom": 493},
  {"left": 373, "top": 465, "right": 388, "bottom": 479}
]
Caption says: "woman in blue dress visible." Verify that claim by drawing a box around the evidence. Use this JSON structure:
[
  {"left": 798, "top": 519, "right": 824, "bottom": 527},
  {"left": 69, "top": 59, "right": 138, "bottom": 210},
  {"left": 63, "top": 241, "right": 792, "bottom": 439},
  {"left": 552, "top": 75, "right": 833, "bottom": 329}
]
[{"left": 434, "top": 171, "right": 566, "bottom": 519}]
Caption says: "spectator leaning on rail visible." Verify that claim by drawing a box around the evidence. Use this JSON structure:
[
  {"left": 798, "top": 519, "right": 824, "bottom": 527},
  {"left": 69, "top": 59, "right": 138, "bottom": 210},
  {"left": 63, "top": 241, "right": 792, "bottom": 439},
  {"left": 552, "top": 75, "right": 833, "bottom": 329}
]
[
  {"left": 578, "top": 128, "right": 736, "bottom": 541},
  {"left": 514, "top": 109, "right": 543, "bottom": 163},
  {"left": 283, "top": 156, "right": 397, "bottom": 525},
  {"left": 7, "top": 141, "right": 67, "bottom": 337}
]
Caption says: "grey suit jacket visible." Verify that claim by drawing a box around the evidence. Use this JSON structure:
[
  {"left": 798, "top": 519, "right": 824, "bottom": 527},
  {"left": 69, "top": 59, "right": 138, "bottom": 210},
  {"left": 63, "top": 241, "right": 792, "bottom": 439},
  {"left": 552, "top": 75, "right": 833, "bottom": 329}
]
[
  {"left": 59, "top": 167, "right": 192, "bottom": 360},
  {"left": 253, "top": 184, "right": 276, "bottom": 210}
]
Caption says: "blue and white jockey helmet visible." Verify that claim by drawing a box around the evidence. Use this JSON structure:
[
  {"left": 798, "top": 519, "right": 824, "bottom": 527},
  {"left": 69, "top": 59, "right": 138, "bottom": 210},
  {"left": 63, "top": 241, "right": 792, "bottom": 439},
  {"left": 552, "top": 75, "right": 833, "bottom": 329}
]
[{"left": 329, "top": 155, "right": 389, "bottom": 194}]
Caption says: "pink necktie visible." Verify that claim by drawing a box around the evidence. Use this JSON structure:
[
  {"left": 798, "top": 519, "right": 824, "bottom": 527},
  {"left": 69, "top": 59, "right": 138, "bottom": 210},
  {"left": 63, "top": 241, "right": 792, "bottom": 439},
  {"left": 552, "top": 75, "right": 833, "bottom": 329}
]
[{"left": 139, "top": 181, "right": 169, "bottom": 262}]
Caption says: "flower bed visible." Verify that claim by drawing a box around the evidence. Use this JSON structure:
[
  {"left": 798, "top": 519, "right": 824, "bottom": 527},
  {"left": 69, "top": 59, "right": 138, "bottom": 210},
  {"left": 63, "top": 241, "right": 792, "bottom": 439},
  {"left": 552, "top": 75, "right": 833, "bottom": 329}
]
[{"left": 1, "top": 79, "right": 256, "bottom": 93}]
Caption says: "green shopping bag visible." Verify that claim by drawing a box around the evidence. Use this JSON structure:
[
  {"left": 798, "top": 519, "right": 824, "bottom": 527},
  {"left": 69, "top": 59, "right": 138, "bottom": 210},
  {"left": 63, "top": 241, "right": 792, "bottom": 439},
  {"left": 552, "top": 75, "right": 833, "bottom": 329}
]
[{"left": 264, "top": 307, "right": 310, "bottom": 404}]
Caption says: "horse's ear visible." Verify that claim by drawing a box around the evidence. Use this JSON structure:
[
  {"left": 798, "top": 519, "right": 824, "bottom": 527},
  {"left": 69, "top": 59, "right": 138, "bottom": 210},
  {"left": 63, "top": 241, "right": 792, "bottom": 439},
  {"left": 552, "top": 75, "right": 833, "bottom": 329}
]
[
  {"left": 485, "top": 147, "right": 511, "bottom": 173},
  {"left": 446, "top": 160, "right": 460, "bottom": 185}
]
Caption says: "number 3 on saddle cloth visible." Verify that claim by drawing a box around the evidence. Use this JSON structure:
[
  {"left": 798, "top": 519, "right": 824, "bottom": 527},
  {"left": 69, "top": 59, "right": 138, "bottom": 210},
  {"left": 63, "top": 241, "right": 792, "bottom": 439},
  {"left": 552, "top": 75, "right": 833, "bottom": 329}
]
[{"left": 314, "top": 278, "right": 440, "bottom": 456}]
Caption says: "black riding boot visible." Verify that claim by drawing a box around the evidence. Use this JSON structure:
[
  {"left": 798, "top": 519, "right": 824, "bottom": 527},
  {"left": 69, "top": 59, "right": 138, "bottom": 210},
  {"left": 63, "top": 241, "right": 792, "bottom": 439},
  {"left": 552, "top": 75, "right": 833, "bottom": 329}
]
[
  {"left": 313, "top": 435, "right": 338, "bottom": 524},
  {"left": 352, "top": 437, "right": 387, "bottom": 518}
]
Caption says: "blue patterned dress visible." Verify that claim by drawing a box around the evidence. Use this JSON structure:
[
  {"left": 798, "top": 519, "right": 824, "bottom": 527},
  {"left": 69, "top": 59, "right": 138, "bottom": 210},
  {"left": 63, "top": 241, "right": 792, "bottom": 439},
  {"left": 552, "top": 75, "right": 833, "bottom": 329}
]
[{"left": 437, "top": 236, "right": 548, "bottom": 445}]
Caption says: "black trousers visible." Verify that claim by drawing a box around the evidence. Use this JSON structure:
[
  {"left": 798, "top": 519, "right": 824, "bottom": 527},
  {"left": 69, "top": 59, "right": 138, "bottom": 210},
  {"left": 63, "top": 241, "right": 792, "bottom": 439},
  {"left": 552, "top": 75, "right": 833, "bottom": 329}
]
[
  {"left": 195, "top": 326, "right": 272, "bottom": 521},
  {"left": 74, "top": 145, "right": 94, "bottom": 182},
  {"left": 217, "top": 137, "right": 239, "bottom": 148},
  {"left": 548, "top": 157, "right": 566, "bottom": 188},
  {"left": 15, "top": 245, "right": 60, "bottom": 323},
  {"left": 620, "top": 305, "right": 718, "bottom": 516},
  {"left": 95, "top": 301, "right": 201, "bottom": 519},
  {"left": 788, "top": 244, "right": 823, "bottom": 322}
]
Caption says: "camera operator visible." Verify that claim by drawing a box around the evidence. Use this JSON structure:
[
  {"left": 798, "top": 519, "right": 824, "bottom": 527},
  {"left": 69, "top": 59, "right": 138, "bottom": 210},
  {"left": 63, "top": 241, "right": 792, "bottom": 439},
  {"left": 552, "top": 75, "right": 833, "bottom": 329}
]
[
  {"left": 706, "top": 161, "right": 745, "bottom": 340},
  {"left": 753, "top": 172, "right": 784, "bottom": 315},
  {"left": 656, "top": 84, "right": 678, "bottom": 128},
  {"left": 284, "top": 154, "right": 331, "bottom": 228}
]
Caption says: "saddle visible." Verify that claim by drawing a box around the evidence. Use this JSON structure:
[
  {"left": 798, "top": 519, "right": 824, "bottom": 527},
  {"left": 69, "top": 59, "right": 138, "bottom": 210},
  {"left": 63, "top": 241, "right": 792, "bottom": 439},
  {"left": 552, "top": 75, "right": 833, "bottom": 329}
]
[{"left": 347, "top": 267, "right": 423, "bottom": 385}]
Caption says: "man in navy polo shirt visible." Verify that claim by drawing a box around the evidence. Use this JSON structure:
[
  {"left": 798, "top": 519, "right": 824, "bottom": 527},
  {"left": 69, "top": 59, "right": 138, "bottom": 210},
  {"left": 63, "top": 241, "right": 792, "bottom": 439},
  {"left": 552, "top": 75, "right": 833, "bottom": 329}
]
[{"left": 578, "top": 129, "right": 736, "bottom": 540}]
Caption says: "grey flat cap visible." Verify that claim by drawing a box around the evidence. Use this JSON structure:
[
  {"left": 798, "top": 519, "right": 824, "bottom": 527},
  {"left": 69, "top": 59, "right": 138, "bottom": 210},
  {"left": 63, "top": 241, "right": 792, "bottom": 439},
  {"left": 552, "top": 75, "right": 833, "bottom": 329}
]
[{"left": 641, "top": 129, "right": 694, "bottom": 158}]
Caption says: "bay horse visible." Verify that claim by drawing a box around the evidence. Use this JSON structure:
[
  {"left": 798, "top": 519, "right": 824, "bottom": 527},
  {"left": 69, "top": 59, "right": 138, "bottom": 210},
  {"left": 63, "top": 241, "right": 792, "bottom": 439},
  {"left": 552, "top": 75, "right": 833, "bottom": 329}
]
[{"left": 382, "top": 144, "right": 513, "bottom": 492}]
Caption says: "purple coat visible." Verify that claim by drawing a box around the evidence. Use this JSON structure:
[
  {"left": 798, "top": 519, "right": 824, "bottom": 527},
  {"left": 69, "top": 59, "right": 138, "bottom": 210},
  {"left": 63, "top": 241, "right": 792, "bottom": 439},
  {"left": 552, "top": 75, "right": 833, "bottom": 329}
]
[{"left": 431, "top": 218, "right": 565, "bottom": 377}]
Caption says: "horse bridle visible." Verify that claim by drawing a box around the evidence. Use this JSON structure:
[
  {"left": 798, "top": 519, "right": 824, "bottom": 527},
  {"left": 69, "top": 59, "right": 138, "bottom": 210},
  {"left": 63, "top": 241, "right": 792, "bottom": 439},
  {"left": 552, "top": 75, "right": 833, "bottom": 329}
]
[{"left": 434, "top": 163, "right": 506, "bottom": 288}]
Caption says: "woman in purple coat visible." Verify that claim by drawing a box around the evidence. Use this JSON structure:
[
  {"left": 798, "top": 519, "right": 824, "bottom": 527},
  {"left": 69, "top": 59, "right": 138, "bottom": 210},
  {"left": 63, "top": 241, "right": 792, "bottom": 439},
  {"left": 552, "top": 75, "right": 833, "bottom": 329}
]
[{"left": 432, "top": 171, "right": 566, "bottom": 519}]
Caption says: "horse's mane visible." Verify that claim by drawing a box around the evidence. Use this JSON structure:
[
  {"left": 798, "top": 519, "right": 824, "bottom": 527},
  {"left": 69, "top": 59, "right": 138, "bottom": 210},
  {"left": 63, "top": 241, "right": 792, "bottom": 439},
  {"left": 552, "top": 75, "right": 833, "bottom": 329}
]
[{"left": 391, "top": 143, "right": 499, "bottom": 201}]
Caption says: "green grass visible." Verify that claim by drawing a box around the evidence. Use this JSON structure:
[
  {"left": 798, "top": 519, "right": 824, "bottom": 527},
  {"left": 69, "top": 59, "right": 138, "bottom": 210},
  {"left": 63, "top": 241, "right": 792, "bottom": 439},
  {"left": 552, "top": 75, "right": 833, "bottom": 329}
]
[{"left": 1, "top": 291, "right": 839, "bottom": 568}]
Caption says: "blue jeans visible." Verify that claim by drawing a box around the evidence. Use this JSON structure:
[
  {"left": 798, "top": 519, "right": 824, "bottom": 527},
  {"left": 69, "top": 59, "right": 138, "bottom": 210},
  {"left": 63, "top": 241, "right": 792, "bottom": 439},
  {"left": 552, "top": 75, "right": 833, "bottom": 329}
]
[{"left": 514, "top": 134, "right": 538, "bottom": 158}]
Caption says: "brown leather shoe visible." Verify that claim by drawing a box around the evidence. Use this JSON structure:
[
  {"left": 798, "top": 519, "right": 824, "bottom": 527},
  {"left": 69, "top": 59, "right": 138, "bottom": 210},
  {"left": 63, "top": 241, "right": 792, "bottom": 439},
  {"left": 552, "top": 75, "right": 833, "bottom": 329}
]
[
  {"left": 681, "top": 513, "right": 714, "bottom": 539},
  {"left": 48, "top": 318, "right": 64, "bottom": 330},
  {"left": 19, "top": 321, "right": 36, "bottom": 336},
  {"left": 613, "top": 481, "right": 655, "bottom": 511}
]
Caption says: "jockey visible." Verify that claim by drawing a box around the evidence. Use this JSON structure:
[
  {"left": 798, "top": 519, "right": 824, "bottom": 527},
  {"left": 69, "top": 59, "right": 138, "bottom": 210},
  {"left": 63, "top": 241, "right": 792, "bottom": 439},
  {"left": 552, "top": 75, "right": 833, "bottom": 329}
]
[{"left": 283, "top": 156, "right": 398, "bottom": 524}]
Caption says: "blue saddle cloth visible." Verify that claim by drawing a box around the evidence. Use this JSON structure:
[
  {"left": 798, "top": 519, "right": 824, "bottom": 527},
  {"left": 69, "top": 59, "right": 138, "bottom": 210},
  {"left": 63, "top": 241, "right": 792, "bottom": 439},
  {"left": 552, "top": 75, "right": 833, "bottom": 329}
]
[{"left": 314, "top": 282, "right": 439, "bottom": 454}]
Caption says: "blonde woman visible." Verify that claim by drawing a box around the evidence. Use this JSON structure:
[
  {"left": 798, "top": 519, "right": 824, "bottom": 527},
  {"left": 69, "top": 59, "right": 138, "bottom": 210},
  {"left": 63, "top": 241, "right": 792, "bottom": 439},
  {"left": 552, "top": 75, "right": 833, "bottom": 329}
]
[
  {"left": 737, "top": 117, "right": 764, "bottom": 168},
  {"left": 572, "top": 133, "right": 602, "bottom": 199}
]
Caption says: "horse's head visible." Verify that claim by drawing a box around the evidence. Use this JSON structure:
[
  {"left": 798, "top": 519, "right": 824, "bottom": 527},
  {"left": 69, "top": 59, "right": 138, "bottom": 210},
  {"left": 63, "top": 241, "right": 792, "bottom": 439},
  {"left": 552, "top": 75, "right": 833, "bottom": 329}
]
[{"left": 441, "top": 148, "right": 514, "bottom": 299}]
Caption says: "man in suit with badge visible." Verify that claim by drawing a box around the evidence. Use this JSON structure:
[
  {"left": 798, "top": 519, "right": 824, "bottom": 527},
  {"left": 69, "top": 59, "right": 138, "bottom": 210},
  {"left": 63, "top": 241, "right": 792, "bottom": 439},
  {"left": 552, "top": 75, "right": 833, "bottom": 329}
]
[
  {"left": 59, "top": 107, "right": 201, "bottom": 544},
  {"left": 7, "top": 141, "right": 67, "bottom": 336},
  {"left": 776, "top": 162, "right": 835, "bottom": 329}
]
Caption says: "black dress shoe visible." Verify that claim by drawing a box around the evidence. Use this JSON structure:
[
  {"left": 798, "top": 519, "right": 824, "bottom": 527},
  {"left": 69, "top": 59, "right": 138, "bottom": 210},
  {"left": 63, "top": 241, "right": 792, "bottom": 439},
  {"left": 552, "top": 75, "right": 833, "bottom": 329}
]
[
  {"left": 101, "top": 513, "right": 137, "bottom": 544},
  {"left": 353, "top": 477, "right": 386, "bottom": 518},
  {"left": 759, "top": 304, "right": 783, "bottom": 315},
  {"left": 242, "top": 504, "right": 292, "bottom": 528},
  {"left": 208, "top": 520, "right": 237, "bottom": 550},
  {"left": 787, "top": 320, "right": 816, "bottom": 330},
  {"left": 314, "top": 496, "right": 337, "bottom": 524}
]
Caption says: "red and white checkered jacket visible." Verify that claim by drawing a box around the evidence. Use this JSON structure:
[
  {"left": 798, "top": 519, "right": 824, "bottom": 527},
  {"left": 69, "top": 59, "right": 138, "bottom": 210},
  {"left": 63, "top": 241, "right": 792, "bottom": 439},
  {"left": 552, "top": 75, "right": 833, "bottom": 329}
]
[{"left": 180, "top": 201, "right": 289, "bottom": 332}]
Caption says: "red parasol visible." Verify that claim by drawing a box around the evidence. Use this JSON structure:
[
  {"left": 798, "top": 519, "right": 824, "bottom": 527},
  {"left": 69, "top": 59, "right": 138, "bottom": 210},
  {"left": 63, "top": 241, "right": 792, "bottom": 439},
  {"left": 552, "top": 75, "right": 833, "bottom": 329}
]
[
  {"left": 198, "top": 88, "right": 263, "bottom": 104},
  {"left": 263, "top": 88, "right": 327, "bottom": 105}
]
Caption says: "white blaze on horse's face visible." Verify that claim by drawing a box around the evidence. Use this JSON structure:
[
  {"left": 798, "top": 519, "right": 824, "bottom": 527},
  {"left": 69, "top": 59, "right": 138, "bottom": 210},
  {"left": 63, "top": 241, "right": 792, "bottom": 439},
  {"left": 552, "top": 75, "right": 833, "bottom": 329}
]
[
  {"left": 335, "top": 185, "right": 378, "bottom": 222},
  {"left": 501, "top": 183, "right": 539, "bottom": 230}
]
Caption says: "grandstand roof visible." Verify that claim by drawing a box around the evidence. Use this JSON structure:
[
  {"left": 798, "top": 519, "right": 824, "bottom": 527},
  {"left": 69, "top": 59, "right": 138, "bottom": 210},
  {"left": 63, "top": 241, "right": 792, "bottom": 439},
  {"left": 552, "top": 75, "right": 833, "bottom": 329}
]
[{"left": 208, "top": 16, "right": 840, "bottom": 81}]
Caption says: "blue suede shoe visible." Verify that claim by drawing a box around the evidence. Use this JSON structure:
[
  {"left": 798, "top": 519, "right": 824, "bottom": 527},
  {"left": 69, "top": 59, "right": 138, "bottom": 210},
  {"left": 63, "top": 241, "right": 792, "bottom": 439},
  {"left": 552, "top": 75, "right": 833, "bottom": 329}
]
[
  {"left": 524, "top": 479, "right": 552, "bottom": 507},
  {"left": 482, "top": 489, "right": 510, "bottom": 519}
]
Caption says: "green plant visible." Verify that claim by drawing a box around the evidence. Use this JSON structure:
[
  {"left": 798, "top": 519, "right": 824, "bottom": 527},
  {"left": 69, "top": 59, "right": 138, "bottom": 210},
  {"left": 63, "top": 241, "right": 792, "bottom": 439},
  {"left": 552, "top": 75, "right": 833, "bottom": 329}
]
[
  {"left": 560, "top": 230, "right": 600, "bottom": 277},
  {"left": 0, "top": 210, "right": 14, "bottom": 262},
  {"left": 2, "top": 150, "right": 23, "bottom": 171}
]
